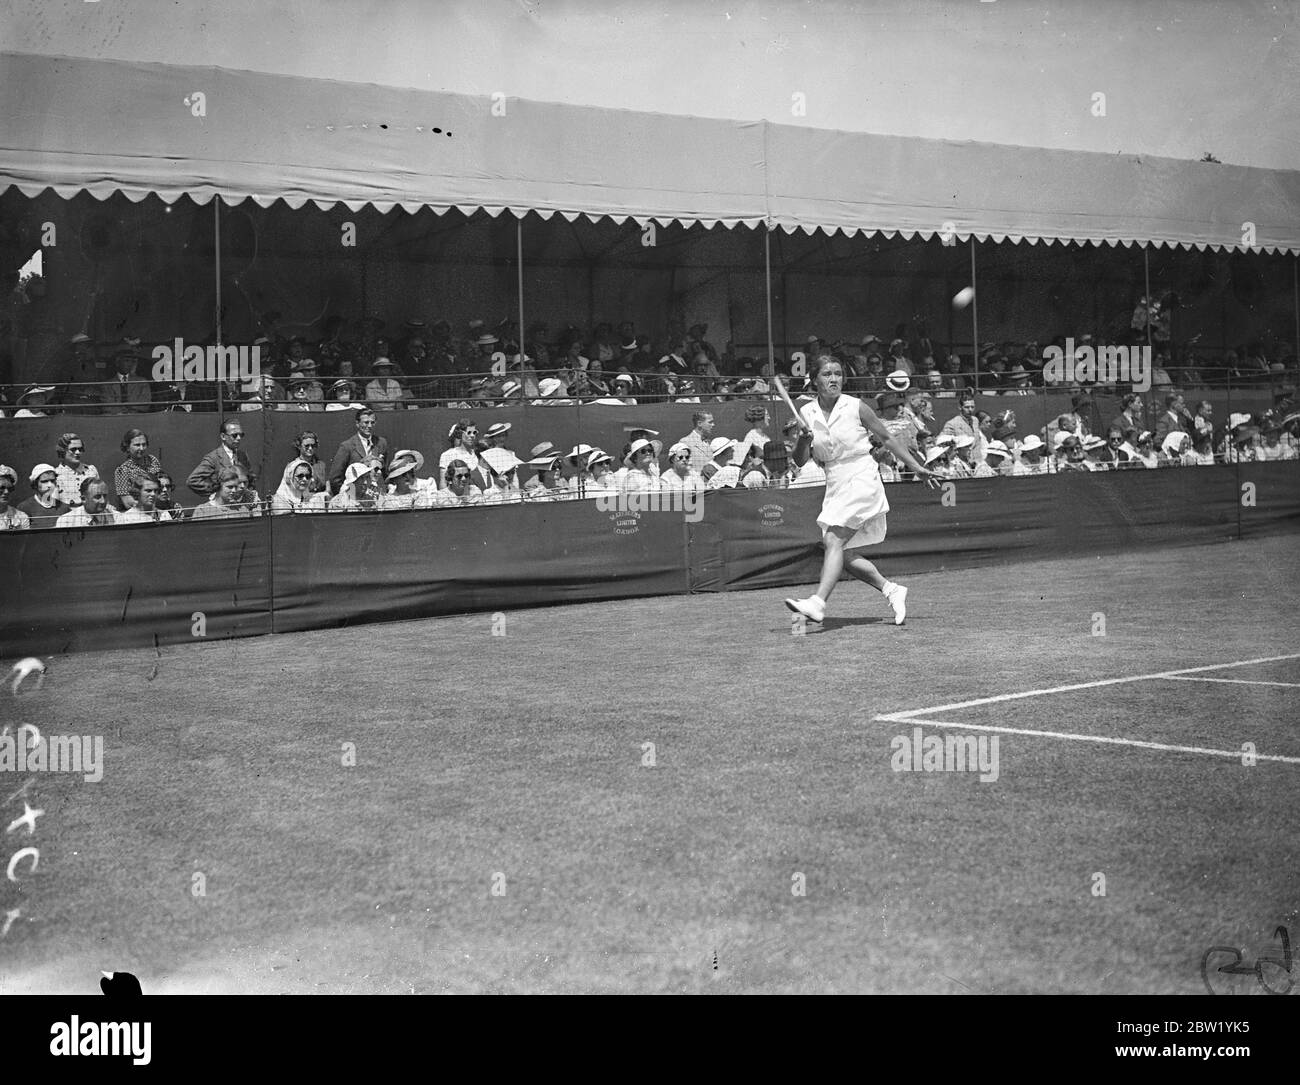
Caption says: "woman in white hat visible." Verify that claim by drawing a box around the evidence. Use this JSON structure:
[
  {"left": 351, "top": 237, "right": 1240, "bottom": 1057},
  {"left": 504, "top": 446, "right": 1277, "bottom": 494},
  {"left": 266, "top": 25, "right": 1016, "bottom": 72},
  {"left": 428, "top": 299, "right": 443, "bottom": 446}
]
[
  {"left": 705, "top": 438, "right": 740, "bottom": 489},
  {"left": 365, "top": 357, "right": 411, "bottom": 410},
  {"left": 1130, "top": 429, "right": 1159, "bottom": 469},
  {"left": 379, "top": 450, "right": 430, "bottom": 510},
  {"left": 17, "top": 463, "right": 70, "bottom": 526},
  {"left": 621, "top": 438, "right": 662, "bottom": 492},
  {"left": 479, "top": 448, "right": 523, "bottom": 504},
  {"left": 272, "top": 459, "right": 328, "bottom": 514},
  {"left": 439, "top": 421, "right": 480, "bottom": 487},
  {"left": 325, "top": 379, "right": 362, "bottom": 411},
  {"left": 522, "top": 449, "right": 568, "bottom": 500},
  {"left": 0, "top": 466, "right": 32, "bottom": 530},
  {"left": 329, "top": 460, "right": 381, "bottom": 512},
  {"left": 659, "top": 443, "right": 704, "bottom": 492},
  {"left": 1008, "top": 433, "right": 1048, "bottom": 475},
  {"left": 14, "top": 385, "right": 55, "bottom": 418},
  {"left": 737, "top": 442, "right": 769, "bottom": 488},
  {"left": 1159, "top": 430, "right": 1191, "bottom": 467},
  {"left": 784, "top": 356, "right": 939, "bottom": 626}
]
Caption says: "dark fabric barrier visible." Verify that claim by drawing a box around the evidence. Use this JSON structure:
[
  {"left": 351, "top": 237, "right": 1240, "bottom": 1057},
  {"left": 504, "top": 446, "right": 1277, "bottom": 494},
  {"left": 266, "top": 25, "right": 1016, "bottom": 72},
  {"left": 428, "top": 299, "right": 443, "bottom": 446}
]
[
  {"left": 697, "top": 463, "right": 1300, "bottom": 591},
  {"left": 0, "top": 518, "right": 271, "bottom": 656},
  {"left": 2, "top": 465, "right": 1295, "bottom": 657},
  {"left": 268, "top": 499, "right": 690, "bottom": 635}
]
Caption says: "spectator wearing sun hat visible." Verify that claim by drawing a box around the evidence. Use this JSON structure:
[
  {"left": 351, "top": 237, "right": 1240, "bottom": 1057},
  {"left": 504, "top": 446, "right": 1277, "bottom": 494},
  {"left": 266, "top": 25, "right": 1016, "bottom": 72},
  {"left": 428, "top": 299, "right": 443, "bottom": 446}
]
[
  {"left": 1009, "top": 433, "right": 1048, "bottom": 476},
  {"left": 484, "top": 420, "right": 514, "bottom": 452},
  {"left": 621, "top": 438, "right": 663, "bottom": 492},
  {"left": 972, "top": 441, "right": 1009, "bottom": 478},
  {"left": 1223, "top": 416, "right": 1260, "bottom": 464},
  {"left": 706, "top": 438, "right": 742, "bottom": 489},
  {"left": 0, "top": 465, "right": 31, "bottom": 530},
  {"left": 379, "top": 450, "right": 431, "bottom": 509},
  {"left": 478, "top": 448, "right": 524, "bottom": 504},
  {"left": 325, "top": 379, "right": 362, "bottom": 411},
  {"left": 522, "top": 444, "right": 568, "bottom": 500},
  {"left": 659, "top": 442, "right": 706, "bottom": 492},
  {"left": 365, "top": 357, "right": 412, "bottom": 409},
  {"left": 16, "top": 463, "right": 70, "bottom": 526}
]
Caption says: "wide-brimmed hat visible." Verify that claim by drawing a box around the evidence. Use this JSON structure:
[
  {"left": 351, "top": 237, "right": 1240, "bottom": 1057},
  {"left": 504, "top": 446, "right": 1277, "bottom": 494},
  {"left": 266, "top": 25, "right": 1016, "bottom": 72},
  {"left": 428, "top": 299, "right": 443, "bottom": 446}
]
[
  {"left": 526, "top": 451, "right": 563, "bottom": 470},
  {"left": 1020, "top": 434, "right": 1044, "bottom": 452},
  {"left": 1008, "top": 364, "right": 1029, "bottom": 380},
  {"left": 612, "top": 372, "right": 634, "bottom": 387},
  {"left": 386, "top": 449, "right": 425, "bottom": 479},
  {"left": 372, "top": 357, "right": 398, "bottom": 371},
  {"left": 984, "top": 441, "right": 1010, "bottom": 460},
  {"left": 70, "top": 333, "right": 91, "bottom": 345},
  {"left": 475, "top": 333, "right": 499, "bottom": 347},
  {"left": 294, "top": 357, "right": 319, "bottom": 372},
  {"left": 343, "top": 461, "right": 376, "bottom": 487},
  {"left": 1082, "top": 435, "right": 1106, "bottom": 451},
  {"left": 924, "top": 445, "right": 950, "bottom": 465},
  {"left": 623, "top": 438, "right": 663, "bottom": 466},
  {"left": 330, "top": 379, "right": 355, "bottom": 394},
  {"left": 885, "top": 370, "right": 910, "bottom": 392},
  {"left": 708, "top": 437, "right": 736, "bottom": 463},
  {"left": 586, "top": 451, "right": 614, "bottom": 470},
  {"left": 1051, "top": 430, "right": 1072, "bottom": 451},
  {"left": 528, "top": 442, "right": 560, "bottom": 461},
  {"left": 480, "top": 448, "right": 522, "bottom": 476},
  {"left": 19, "top": 384, "right": 55, "bottom": 401},
  {"left": 567, "top": 443, "right": 597, "bottom": 462},
  {"left": 538, "top": 377, "right": 564, "bottom": 397}
]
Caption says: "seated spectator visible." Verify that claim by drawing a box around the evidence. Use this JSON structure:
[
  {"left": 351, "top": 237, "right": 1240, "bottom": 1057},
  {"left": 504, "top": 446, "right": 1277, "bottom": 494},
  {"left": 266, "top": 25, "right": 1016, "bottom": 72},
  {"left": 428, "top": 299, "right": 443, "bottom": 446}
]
[
  {"left": 329, "top": 461, "right": 382, "bottom": 512},
  {"left": 659, "top": 443, "right": 706, "bottom": 491},
  {"left": 153, "top": 471, "right": 185, "bottom": 521},
  {"left": 740, "top": 405, "right": 771, "bottom": 456},
  {"left": 0, "top": 466, "right": 31, "bottom": 530},
  {"left": 55, "top": 477, "right": 120, "bottom": 527},
  {"left": 188, "top": 418, "right": 255, "bottom": 497},
  {"left": 1008, "top": 433, "right": 1048, "bottom": 476},
  {"left": 432, "top": 460, "right": 483, "bottom": 506},
  {"left": 114, "top": 428, "right": 165, "bottom": 510},
  {"left": 707, "top": 438, "right": 741, "bottom": 489},
  {"left": 1003, "top": 365, "right": 1033, "bottom": 395},
  {"left": 17, "top": 464, "right": 70, "bottom": 526},
  {"left": 1082, "top": 434, "right": 1110, "bottom": 469},
  {"left": 13, "top": 384, "right": 55, "bottom": 417},
  {"left": 1129, "top": 430, "right": 1159, "bottom": 468},
  {"left": 1224, "top": 422, "right": 1260, "bottom": 464},
  {"left": 366, "top": 357, "right": 413, "bottom": 409},
  {"left": 522, "top": 448, "right": 568, "bottom": 500},
  {"left": 374, "top": 451, "right": 428, "bottom": 510},
  {"left": 478, "top": 448, "right": 524, "bottom": 504},
  {"left": 98, "top": 342, "right": 152, "bottom": 413},
  {"left": 1160, "top": 431, "right": 1192, "bottom": 465},
  {"left": 1056, "top": 435, "right": 1092, "bottom": 472},
  {"left": 283, "top": 372, "right": 324, "bottom": 411},
  {"left": 974, "top": 441, "right": 1010, "bottom": 478},
  {"left": 117, "top": 474, "right": 166, "bottom": 524},
  {"left": 761, "top": 438, "right": 796, "bottom": 487},
  {"left": 284, "top": 432, "right": 327, "bottom": 494},
  {"left": 1188, "top": 432, "right": 1217, "bottom": 466},
  {"left": 272, "top": 460, "right": 329, "bottom": 514},
  {"left": 326, "top": 379, "right": 364, "bottom": 411},
  {"left": 241, "top": 374, "right": 284, "bottom": 411},
  {"left": 438, "top": 421, "right": 480, "bottom": 488},
  {"left": 1258, "top": 421, "right": 1297, "bottom": 461},
  {"left": 733, "top": 443, "right": 767, "bottom": 488},
  {"left": 53, "top": 433, "right": 99, "bottom": 507},
  {"left": 949, "top": 434, "right": 979, "bottom": 477},
  {"left": 622, "top": 438, "right": 662, "bottom": 492},
  {"left": 924, "top": 443, "right": 956, "bottom": 478},
  {"left": 192, "top": 467, "right": 258, "bottom": 520}
]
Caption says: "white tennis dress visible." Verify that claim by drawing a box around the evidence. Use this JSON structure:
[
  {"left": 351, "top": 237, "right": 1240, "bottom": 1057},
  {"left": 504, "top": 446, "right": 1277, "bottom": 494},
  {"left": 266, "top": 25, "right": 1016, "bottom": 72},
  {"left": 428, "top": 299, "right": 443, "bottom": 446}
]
[{"left": 799, "top": 393, "right": 889, "bottom": 548}]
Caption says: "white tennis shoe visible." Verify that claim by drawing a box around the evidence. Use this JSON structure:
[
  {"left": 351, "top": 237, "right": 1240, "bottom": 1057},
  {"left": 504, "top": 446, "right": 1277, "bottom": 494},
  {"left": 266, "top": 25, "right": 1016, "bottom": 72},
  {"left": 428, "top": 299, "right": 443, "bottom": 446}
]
[
  {"left": 883, "top": 583, "right": 908, "bottom": 625},
  {"left": 784, "top": 596, "right": 825, "bottom": 623}
]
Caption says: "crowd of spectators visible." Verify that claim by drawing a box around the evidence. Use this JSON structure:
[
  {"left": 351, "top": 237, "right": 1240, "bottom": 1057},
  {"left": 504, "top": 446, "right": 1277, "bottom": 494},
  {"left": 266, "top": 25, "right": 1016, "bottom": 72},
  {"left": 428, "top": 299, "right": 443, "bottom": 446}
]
[
  {"left": 1, "top": 378, "right": 1296, "bottom": 529},
  {"left": 4, "top": 299, "right": 1296, "bottom": 416}
]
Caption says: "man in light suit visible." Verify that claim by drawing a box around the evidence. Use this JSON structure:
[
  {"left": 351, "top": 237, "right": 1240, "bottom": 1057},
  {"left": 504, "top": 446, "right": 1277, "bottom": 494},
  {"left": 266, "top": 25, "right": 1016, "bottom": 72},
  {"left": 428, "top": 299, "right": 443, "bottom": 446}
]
[
  {"left": 187, "top": 418, "right": 256, "bottom": 497},
  {"left": 328, "top": 406, "right": 389, "bottom": 494}
]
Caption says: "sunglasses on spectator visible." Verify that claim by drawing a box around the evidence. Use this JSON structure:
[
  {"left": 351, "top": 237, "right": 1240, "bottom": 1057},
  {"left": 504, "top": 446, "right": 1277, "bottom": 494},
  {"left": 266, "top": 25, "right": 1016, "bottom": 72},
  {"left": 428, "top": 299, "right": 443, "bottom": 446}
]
[
  {"left": 293, "top": 473, "right": 312, "bottom": 481},
  {"left": 452, "top": 473, "right": 471, "bottom": 481}
]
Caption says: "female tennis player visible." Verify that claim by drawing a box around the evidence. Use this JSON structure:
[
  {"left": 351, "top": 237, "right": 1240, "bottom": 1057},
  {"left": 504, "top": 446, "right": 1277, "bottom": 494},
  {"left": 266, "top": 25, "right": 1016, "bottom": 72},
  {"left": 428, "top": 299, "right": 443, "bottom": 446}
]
[{"left": 784, "top": 356, "right": 940, "bottom": 626}]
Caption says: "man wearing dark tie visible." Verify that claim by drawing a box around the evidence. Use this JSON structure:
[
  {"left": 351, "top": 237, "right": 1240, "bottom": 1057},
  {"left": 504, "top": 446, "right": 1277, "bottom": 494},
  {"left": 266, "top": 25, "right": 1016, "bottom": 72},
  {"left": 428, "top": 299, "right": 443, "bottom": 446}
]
[
  {"left": 186, "top": 418, "right": 256, "bottom": 497},
  {"left": 328, "top": 407, "right": 389, "bottom": 494},
  {"left": 98, "top": 340, "right": 152, "bottom": 413}
]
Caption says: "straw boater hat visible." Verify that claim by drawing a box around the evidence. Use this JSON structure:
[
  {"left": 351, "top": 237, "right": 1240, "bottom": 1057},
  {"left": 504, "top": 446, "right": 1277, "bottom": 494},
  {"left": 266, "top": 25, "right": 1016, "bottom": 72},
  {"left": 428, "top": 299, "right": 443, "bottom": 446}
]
[
  {"left": 708, "top": 437, "right": 737, "bottom": 463},
  {"left": 984, "top": 441, "right": 1010, "bottom": 460},
  {"left": 386, "top": 450, "right": 425, "bottom": 480},
  {"left": 885, "top": 370, "right": 910, "bottom": 392},
  {"left": 18, "top": 385, "right": 56, "bottom": 402},
  {"left": 567, "top": 443, "right": 597, "bottom": 463}
]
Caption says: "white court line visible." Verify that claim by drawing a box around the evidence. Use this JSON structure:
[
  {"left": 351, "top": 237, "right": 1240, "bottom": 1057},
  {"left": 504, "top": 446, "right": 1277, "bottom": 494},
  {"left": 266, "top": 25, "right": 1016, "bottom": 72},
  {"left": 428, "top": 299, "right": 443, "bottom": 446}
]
[
  {"left": 1155, "top": 676, "right": 1300, "bottom": 689},
  {"left": 877, "top": 652, "right": 1300, "bottom": 720},
  {"left": 874, "top": 716, "right": 1300, "bottom": 765}
]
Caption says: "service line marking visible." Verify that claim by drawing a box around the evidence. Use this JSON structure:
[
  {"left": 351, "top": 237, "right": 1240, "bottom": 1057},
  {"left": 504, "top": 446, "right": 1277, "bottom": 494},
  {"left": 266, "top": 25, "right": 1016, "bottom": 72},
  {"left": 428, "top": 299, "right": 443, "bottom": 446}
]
[
  {"left": 873, "top": 652, "right": 1300, "bottom": 766},
  {"left": 873, "top": 716, "right": 1300, "bottom": 765},
  {"left": 1154, "top": 676, "right": 1300, "bottom": 689}
]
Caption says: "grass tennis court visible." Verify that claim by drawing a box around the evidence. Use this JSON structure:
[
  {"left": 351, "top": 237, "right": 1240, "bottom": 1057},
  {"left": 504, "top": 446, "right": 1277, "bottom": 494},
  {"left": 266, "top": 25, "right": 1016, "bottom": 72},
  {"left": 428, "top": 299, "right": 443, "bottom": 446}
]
[{"left": 1, "top": 533, "right": 1297, "bottom": 994}]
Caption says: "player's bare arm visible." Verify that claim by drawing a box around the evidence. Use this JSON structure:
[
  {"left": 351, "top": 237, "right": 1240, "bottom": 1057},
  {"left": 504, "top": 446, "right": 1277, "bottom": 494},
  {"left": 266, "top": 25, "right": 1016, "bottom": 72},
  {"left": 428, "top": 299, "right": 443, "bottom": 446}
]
[{"left": 859, "top": 401, "right": 940, "bottom": 485}]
